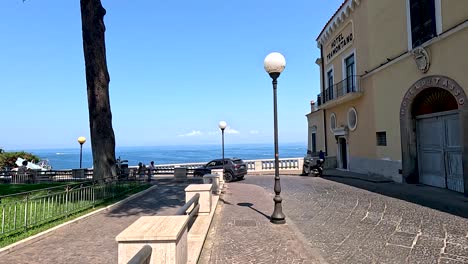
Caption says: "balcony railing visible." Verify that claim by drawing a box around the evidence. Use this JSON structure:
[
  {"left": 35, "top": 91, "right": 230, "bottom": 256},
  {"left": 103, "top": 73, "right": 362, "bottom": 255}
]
[{"left": 317, "top": 75, "right": 361, "bottom": 106}]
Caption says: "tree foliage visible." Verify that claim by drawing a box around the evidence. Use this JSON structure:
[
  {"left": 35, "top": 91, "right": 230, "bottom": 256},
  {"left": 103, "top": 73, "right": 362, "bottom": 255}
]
[{"left": 0, "top": 151, "right": 41, "bottom": 169}]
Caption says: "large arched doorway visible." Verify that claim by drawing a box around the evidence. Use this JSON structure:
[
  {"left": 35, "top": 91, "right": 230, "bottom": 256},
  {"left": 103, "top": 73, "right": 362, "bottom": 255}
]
[{"left": 400, "top": 76, "right": 468, "bottom": 194}]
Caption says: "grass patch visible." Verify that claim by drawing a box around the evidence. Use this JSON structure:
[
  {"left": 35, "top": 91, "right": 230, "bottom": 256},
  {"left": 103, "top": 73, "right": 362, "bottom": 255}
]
[
  {"left": 0, "top": 183, "right": 75, "bottom": 196},
  {"left": 0, "top": 183, "right": 150, "bottom": 248}
]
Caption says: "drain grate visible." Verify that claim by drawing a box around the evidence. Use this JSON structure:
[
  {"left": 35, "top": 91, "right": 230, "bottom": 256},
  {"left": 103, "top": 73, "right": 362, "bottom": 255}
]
[{"left": 235, "top": 220, "right": 257, "bottom": 227}]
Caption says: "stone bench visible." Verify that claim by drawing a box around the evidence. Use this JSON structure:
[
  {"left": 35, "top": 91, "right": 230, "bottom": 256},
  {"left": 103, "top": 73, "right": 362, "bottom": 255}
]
[
  {"left": 116, "top": 215, "right": 189, "bottom": 264},
  {"left": 116, "top": 183, "right": 219, "bottom": 264}
]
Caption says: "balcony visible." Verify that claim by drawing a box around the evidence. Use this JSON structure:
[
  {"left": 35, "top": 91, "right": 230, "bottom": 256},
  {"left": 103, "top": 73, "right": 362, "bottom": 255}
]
[{"left": 317, "top": 75, "right": 363, "bottom": 109}]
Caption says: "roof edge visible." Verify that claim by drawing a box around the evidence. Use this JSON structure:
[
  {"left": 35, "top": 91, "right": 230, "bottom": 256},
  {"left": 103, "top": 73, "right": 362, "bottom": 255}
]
[{"left": 316, "top": 0, "right": 361, "bottom": 48}]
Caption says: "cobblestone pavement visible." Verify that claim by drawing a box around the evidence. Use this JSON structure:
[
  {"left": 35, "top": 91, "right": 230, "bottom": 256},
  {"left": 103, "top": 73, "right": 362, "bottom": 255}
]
[
  {"left": 243, "top": 175, "right": 468, "bottom": 264},
  {"left": 199, "top": 182, "right": 325, "bottom": 264},
  {"left": 0, "top": 179, "right": 200, "bottom": 264}
]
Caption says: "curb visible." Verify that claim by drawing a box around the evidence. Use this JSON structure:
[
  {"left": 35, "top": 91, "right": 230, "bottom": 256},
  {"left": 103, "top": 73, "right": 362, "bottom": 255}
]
[{"left": 0, "top": 185, "right": 157, "bottom": 256}]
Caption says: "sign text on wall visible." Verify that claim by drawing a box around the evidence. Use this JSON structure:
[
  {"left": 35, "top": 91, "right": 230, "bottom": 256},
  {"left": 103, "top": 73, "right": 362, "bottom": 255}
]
[{"left": 325, "top": 23, "right": 354, "bottom": 63}]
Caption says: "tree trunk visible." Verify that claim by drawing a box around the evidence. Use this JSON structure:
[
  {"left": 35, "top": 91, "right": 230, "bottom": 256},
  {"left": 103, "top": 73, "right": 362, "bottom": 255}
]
[{"left": 80, "top": 0, "right": 116, "bottom": 181}]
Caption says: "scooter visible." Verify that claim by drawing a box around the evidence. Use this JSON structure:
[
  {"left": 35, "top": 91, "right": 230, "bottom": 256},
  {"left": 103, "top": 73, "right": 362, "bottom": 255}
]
[{"left": 309, "top": 159, "right": 324, "bottom": 177}]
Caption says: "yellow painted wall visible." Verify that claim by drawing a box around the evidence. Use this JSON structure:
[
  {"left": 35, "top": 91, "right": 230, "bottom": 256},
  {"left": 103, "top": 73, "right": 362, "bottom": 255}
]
[
  {"left": 442, "top": 1, "right": 468, "bottom": 32},
  {"left": 306, "top": 110, "right": 325, "bottom": 153},
  {"left": 367, "top": 1, "right": 407, "bottom": 69},
  {"left": 313, "top": 0, "right": 468, "bottom": 167},
  {"left": 371, "top": 26, "right": 468, "bottom": 160},
  {"left": 324, "top": 80, "right": 376, "bottom": 159}
]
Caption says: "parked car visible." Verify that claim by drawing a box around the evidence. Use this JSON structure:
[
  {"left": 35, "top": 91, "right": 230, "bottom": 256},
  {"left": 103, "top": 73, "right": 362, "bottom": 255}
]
[{"left": 193, "top": 158, "right": 247, "bottom": 182}]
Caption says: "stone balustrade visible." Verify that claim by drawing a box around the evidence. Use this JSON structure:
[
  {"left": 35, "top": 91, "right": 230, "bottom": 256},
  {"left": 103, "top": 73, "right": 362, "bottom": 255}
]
[
  {"left": 132, "top": 157, "right": 305, "bottom": 176},
  {"left": 116, "top": 182, "right": 220, "bottom": 264}
]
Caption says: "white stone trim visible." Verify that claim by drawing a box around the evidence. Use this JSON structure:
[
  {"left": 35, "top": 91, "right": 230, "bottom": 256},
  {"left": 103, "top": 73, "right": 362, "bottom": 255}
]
[
  {"left": 405, "top": 0, "right": 442, "bottom": 50},
  {"left": 406, "top": 0, "right": 412, "bottom": 51},
  {"left": 317, "top": 0, "right": 361, "bottom": 47},
  {"left": 435, "top": 0, "right": 442, "bottom": 35},
  {"left": 347, "top": 107, "right": 358, "bottom": 131},
  {"left": 330, "top": 113, "right": 337, "bottom": 132}
]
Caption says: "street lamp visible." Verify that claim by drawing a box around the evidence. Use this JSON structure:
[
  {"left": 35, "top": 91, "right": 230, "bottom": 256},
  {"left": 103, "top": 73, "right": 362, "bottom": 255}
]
[
  {"left": 77, "top": 136, "right": 86, "bottom": 169},
  {"left": 218, "top": 121, "right": 227, "bottom": 172},
  {"left": 264, "top": 52, "right": 286, "bottom": 224}
]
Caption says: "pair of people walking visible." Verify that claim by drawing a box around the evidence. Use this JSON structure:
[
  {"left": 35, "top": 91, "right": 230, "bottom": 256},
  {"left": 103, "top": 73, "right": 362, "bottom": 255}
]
[{"left": 137, "top": 161, "right": 156, "bottom": 181}]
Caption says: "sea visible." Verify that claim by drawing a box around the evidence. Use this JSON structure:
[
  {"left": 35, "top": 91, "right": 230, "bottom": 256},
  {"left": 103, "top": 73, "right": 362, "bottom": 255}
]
[{"left": 27, "top": 143, "right": 307, "bottom": 170}]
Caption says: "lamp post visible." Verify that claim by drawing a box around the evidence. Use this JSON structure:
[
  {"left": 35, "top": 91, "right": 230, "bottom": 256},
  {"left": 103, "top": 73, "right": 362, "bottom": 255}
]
[
  {"left": 264, "top": 52, "right": 286, "bottom": 224},
  {"left": 77, "top": 136, "right": 86, "bottom": 169},
  {"left": 218, "top": 121, "right": 227, "bottom": 171}
]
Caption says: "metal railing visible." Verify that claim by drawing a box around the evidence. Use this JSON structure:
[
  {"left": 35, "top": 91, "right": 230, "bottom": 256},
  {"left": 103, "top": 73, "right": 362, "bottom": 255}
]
[
  {"left": 0, "top": 169, "right": 94, "bottom": 184},
  {"left": 317, "top": 75, "right": 360, "bottom": 106},
  {"left": 0, "top": 177, "right": 145, "bottom": 238}
]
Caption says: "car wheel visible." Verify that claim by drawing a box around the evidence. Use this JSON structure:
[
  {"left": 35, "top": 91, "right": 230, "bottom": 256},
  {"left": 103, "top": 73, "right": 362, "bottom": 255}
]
[
  {"left": 224, "top": 172, "right": 233, "bottom": 182},
  {"left": 194, "top": 173, "right": 202, "bottom": 178}
]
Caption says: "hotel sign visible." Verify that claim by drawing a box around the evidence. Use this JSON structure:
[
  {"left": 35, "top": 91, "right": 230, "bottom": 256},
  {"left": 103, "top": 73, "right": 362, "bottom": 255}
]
[{"left": 325, "top": 23, "right": 354, "bottom": 63}]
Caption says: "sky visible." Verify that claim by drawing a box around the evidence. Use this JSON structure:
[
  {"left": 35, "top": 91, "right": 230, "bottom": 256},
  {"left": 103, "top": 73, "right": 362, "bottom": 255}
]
[{"left": 0, "top": 0, "right": 343, "bottom": 150}]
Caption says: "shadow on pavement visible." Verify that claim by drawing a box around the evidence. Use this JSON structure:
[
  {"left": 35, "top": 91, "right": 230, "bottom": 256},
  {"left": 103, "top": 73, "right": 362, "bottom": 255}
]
[
  {"left": 322, "top": 175, "right": 468, "bottom": 219},
  {"left": 106, "top": 179, "right": 203, "bottom": 218},
  {"left": 237, "top": 202, "right": 271, "bottom": 220}
]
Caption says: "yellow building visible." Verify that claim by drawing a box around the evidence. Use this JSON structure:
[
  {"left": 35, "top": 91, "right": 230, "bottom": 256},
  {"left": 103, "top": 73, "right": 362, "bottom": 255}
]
[{"left": 307, "top": 0, "right": 468, "bottom": 194}]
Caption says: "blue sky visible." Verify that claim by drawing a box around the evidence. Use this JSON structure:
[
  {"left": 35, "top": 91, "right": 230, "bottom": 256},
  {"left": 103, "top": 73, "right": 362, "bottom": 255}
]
[{"left": 1, "top": 0, "right": 343, "bottom": 150}]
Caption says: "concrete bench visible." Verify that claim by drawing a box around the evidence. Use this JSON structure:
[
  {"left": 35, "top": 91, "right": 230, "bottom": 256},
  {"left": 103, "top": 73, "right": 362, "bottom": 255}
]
[{"left": 116, "top": 215, "right": 189, "bottom": 264}]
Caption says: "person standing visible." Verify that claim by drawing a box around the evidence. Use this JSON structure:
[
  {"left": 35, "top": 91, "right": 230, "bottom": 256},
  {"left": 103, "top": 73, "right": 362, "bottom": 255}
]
[
  {"left": 147, "top": 161, "right": 156, "bottom": 182},
  {"left": 137, "top": 162, "right": 145, "bottom": 179}
]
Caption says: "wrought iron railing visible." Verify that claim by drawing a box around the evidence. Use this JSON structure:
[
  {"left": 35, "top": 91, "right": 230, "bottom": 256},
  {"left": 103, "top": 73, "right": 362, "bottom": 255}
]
[
  {"left": 0, "top": 177, "right": 145, "bottom": 238},
  {"left": 317, "top": 75, "right": 360, "bottom": 106}
]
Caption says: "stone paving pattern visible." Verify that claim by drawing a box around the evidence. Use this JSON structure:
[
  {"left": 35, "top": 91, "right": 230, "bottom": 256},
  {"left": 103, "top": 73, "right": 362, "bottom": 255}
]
[
  {"left": 242, "top": 174, "right": 468, "bottom": 264},
  {"left": 199, "top": 183, "right": 324, "bottom": 264},
  {"left": 0, "top": 179, "right": 200, "bottom": 264}
]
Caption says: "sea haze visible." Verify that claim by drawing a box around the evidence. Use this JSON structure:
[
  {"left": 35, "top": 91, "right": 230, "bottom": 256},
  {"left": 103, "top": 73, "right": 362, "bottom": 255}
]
[{"left": 25, "top": 143, "right": 307, "bottom": 170}]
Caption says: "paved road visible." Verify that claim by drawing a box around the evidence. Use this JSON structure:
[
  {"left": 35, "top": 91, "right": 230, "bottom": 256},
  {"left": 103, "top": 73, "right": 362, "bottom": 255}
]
[
  {"left": 243, "top": 175, "right": 468, "bottom": 264},
  {"left": 199, "top": 182, "right": 324, "bottom": 264},
  {"left": 0, "top": 180, "right": 199, "bottom": 264}
]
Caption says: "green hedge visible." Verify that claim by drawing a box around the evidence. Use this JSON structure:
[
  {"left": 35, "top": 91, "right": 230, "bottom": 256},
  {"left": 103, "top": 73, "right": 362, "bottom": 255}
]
[{"left": 0, "top": 151, "right": 41, "bottom": 169}]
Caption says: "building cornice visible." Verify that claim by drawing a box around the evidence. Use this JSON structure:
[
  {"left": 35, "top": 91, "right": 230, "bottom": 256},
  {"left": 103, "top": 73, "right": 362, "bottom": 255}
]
[{"left": 316, "top": 0, "right": 361, "bottom": 48}]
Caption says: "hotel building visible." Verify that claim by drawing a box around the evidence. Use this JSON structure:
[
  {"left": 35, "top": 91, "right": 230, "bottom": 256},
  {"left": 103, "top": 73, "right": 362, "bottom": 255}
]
[{"left": 306, "top": 0, "right": 468, "bottom": 194}]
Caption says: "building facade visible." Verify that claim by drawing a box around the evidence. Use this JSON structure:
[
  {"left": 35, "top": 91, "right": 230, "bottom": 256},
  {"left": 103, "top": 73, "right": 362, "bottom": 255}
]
[{"left": 307, "top": 0, "right": 468, "bottom": 193}]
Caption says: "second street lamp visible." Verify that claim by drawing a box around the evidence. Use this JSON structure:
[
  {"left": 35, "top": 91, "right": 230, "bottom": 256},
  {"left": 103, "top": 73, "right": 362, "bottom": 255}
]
[
  {"left": 264, "top": 52, "right": 286, "bottom": 224},
  {"left": 77, "top": 136, "right": 86, "bottom": 169},
  {"left": 218, "top": 121, "right": 227, "bottom": 174}
]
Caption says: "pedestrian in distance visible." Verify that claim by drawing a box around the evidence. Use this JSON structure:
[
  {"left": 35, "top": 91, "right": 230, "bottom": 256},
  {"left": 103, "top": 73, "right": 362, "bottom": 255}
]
[
  {"left": 147, "top": 161, "right": 156, "bottom": 182},
  {"left": 137, "top": 162, "right": 146, "bottom": 179},
  {"left": 319, "top": 150, "right": 325, "bottom": 160}
]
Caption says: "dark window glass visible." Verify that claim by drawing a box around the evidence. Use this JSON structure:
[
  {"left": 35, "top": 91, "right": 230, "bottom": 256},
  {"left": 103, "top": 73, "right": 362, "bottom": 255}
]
[
  {"left": 327, "top": 70, "right": 334, "bottom": 100},
  {"left": 410, "top": 0, "right": 436, "bottom": 48},
  {"left": 376, "top": 132, "right": 387, "bottom": 146},
  {"left": 312, "top": 133, "right": 317, "bottom": 153},
  {"left": 345, "top": 54, "right": 355, "bottom": 92}
]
